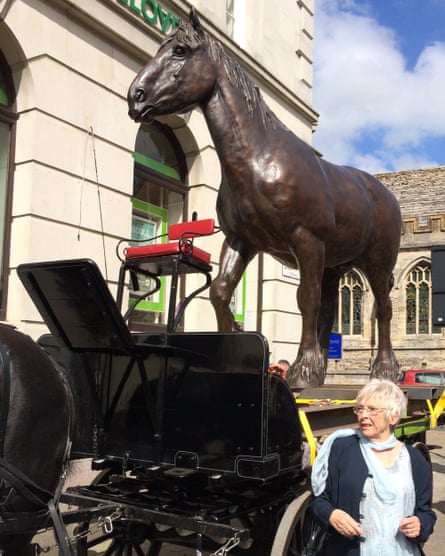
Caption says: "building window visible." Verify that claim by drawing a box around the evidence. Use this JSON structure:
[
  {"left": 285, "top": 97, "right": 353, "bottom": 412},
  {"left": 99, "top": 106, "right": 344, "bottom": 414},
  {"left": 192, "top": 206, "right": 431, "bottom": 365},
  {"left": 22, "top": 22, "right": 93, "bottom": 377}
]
[
  {"left": 334, "top": 270, "right": 363, "bottom": 335},
  {"left": 230, "top": 274, "right": 246, "bottom": 327},
  {"left": 129, "top": 122, "right": 187, "bottom": 330},
  {"left": 0, "top": 50, "right": 16, "bottom": 320},
  {"left": 406, "top": 261, "right": 439, "bottom": 334},
  {"left": 0, "top": 122, "right": 9, "bottom": 303},
  {"left": 226, "top": 0, "right": 235, "bottom": 37}
]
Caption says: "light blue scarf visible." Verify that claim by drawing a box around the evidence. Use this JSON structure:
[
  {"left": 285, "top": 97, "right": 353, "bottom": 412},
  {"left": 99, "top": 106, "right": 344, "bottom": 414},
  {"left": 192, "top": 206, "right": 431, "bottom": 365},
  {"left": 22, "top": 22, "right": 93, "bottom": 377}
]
[{"left": 311, "top": 429, "right": 397, "bottom": 504}]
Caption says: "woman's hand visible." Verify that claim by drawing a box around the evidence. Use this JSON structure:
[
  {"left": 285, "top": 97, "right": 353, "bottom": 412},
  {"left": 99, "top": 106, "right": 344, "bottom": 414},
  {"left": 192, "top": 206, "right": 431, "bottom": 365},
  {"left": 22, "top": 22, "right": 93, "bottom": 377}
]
[
  {"left": 399, "top": 516, "right": 421, "bottom": 538},
  {"left": 329, "top": 509, "right": 363, "bottom": 537}
]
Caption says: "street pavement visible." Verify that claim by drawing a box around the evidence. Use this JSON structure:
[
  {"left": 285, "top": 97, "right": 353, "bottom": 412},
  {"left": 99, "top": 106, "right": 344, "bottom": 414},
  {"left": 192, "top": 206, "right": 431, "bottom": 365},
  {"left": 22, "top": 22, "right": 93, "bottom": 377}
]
[{"left": 33, "top": 428, "right": 445, "bottom": 555}]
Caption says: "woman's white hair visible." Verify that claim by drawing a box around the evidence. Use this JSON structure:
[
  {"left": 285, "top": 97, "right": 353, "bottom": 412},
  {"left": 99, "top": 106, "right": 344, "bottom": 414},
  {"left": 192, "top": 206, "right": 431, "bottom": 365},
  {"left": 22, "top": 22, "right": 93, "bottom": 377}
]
[{"left": 356, "top": 378, "right": 407, "bottom": 422}]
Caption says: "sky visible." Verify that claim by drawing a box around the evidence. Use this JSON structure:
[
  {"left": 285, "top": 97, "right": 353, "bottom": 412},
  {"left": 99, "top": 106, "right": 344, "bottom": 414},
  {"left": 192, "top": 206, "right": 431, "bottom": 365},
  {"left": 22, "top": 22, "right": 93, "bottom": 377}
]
[{"left": 313, "top": 0, "right": 445, "bottom": 173}]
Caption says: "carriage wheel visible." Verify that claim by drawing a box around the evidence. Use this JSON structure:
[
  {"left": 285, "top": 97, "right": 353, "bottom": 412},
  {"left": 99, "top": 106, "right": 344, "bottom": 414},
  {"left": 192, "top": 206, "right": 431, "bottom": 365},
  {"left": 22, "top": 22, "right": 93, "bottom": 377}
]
[
  {"left": 75, "top": 520, "right": 162, "bottom": 555},
  {"left": 271, "top": 490, "right": 325, "bottom": 556}
]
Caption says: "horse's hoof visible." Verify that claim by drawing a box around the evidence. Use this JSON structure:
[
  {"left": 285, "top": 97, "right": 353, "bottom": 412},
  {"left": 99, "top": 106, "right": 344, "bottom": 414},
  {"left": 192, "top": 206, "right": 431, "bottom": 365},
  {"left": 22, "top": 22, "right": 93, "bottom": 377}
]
[
  {"left": 371, "top": 354, "right": 400, "bottom": 382},
  {"left": 287, "top": 350, "right": 326, "bottom": 388}
]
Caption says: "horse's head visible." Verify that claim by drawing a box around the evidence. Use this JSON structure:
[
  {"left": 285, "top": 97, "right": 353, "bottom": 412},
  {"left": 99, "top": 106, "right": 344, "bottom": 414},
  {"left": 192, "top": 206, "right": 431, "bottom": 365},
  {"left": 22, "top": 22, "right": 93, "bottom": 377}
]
[{"left": 128, "top": 9, "right": 217, "bottom": 123}]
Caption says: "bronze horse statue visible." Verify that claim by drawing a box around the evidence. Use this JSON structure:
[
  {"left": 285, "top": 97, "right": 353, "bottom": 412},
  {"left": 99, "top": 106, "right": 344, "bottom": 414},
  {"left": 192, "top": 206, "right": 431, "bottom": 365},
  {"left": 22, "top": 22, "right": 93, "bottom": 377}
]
[
  {"left": 127, "top": 9, "right": 402, "bottom": 387},
  {"left": 0, "top": 324, "right": 75, "bottom": 555}
]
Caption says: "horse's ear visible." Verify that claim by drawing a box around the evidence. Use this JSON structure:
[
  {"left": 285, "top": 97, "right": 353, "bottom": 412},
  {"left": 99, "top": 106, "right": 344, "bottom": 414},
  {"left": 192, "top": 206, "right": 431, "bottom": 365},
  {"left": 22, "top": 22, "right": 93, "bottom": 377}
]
[{"left": 189, "top": 7, "right": 202, "bottom": 31}]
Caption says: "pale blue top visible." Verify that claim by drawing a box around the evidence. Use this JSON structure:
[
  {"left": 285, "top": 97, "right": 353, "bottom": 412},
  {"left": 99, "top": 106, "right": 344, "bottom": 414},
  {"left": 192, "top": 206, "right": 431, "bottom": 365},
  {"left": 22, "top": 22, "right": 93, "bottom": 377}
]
[{"left": 360, "top": 445, "right": 421, "bottom": 556}]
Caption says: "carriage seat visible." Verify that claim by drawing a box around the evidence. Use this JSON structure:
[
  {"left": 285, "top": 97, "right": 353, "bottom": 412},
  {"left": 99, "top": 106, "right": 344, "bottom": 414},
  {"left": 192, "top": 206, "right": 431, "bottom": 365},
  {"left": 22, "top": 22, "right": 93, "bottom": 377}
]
[
  {"left": 116, "top": 218, "right": 215, "bottom": 330},
  {"left": 124, "top": 218, "right": 214, "bottom": 274}
]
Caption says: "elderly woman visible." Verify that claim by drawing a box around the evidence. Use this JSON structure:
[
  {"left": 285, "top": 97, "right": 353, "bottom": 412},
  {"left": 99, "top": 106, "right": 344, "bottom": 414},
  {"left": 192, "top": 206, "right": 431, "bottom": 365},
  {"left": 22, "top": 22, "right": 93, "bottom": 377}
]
[{"left": 311, "top": 379, "right": 436, "bottom": 556}]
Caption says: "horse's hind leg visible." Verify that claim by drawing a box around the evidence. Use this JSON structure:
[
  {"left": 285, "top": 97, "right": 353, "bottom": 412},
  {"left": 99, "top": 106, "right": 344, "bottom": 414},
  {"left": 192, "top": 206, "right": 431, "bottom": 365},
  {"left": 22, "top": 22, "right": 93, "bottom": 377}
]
[
  {"left": 210, "top": 237, "right": 257, "bottom": 331},
  {"left": 366, "top": 268, "right": 399, "bottom": 381}
]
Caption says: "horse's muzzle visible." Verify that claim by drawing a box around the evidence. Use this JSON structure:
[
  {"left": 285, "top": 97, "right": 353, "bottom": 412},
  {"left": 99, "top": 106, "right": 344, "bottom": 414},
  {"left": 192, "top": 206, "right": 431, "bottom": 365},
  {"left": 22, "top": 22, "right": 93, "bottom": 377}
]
[{"left": 128, "top": 105, "right": 155, "bottom": 123}]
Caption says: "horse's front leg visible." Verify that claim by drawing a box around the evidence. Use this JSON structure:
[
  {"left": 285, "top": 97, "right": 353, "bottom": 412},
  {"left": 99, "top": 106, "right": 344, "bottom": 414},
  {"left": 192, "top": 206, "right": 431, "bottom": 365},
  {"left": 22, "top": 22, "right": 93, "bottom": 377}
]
[
  {"left": 288, "top": 232, "right": 326, "bottom": 388},
  {"left": 210, "top": 237, "right": 257, "bottom": 331}
]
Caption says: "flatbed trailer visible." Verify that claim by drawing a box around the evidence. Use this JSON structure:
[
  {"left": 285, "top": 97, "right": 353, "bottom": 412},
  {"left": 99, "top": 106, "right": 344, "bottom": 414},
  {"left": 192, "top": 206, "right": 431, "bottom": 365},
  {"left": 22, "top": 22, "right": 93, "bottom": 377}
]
[{"left": 295, "top": 385, "right": 445, "bottom": 465}]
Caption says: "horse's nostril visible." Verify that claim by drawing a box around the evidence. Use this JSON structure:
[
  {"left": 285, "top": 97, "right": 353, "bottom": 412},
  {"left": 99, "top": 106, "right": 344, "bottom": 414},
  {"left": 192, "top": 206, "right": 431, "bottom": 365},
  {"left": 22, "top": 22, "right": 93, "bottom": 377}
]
[{"left": 135, "top": 88, "right": 145, "bottom": 102}]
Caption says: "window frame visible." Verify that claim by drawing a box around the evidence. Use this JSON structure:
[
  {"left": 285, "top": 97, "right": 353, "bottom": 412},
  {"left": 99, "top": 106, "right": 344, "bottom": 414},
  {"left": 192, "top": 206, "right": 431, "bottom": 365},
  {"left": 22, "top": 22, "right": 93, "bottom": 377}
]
[
  {"left": 129, "top": 122, "right": 189, "bottom": 332},
  {"left": 130, "top": 198, "right": 169, "bottom": 314},
  {"left": 231, "top": 273, "right": 246, "bottom": 325},
  {"left": 0, "top": 50, "right": 17, "bottom": 320}
]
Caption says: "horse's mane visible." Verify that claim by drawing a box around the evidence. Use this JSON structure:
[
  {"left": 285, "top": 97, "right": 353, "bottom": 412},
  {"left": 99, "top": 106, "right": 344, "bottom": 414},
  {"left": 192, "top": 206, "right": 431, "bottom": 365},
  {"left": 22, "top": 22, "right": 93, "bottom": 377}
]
[{"left": 170, "top": 21, "right": 281, "bottom": 130}]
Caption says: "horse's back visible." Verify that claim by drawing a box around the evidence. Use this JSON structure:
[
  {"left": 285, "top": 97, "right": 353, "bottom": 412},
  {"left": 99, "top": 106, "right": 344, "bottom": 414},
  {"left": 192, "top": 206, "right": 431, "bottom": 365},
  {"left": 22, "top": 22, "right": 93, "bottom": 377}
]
[
  {"left": 317, "top": 157, "right": 398, "bottom": 208},
  {"left": 309, "top": 153, "right": 398, "bottom": 214}
]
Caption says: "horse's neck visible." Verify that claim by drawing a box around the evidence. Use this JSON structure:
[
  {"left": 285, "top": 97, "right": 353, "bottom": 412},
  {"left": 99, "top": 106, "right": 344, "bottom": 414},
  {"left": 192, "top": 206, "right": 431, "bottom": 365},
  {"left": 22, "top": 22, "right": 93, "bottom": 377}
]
[{"left": 203, "top": 77, "right": 273, "bottom": 162}]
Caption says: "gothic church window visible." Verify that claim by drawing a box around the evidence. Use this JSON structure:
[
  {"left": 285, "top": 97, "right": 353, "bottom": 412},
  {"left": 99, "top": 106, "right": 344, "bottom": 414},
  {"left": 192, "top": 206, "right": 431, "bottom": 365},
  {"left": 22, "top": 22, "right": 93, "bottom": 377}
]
[
  {"left": 406, "top": 261, "right": 439, "bottom": 334},
  {"left": 334, "top": 270, "right": 363, "bottom": 335}
]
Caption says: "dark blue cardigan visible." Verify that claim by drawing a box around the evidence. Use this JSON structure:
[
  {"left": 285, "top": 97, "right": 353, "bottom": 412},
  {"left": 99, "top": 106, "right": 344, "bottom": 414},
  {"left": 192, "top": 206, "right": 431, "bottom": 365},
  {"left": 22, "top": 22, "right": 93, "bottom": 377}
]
[{"left": 310, "top": 435, "right": 436, "bottom": 556}]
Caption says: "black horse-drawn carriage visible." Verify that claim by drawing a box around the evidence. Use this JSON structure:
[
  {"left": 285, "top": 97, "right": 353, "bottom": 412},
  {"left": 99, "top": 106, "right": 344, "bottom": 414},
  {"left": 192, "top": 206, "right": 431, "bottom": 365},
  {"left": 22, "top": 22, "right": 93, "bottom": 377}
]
[{"left": 0, "top": 232, "right": 320, "bottom": 556}]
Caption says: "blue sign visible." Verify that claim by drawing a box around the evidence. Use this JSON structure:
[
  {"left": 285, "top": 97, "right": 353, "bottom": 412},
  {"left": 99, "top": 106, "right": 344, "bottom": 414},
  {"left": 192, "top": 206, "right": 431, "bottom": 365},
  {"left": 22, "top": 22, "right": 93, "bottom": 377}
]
[{"left": 328, "top": 333, "right": 342, "bottom": 359}]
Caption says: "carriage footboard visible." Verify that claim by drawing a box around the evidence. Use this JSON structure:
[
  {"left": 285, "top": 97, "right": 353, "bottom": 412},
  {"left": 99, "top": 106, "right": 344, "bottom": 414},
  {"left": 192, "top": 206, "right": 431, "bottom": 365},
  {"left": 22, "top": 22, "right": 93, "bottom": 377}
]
[{"left": 61, "top": 471, "right": 309, "bottom": 552}]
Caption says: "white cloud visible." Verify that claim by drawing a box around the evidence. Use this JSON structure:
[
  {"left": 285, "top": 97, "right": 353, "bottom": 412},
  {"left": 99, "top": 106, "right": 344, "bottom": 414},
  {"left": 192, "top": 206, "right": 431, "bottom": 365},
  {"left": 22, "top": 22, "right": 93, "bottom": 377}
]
[{"left": 313, "top": 0, "right": 445, "bottom": 172}]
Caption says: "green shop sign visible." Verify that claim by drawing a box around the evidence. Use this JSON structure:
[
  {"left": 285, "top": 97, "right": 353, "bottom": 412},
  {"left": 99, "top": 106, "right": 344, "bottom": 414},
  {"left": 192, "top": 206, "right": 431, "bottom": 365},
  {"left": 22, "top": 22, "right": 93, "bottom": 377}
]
[
  {"left": 117, "top": 0, "right": 180, "bottom": 33},
  {"left": 116, "top": 0, "right": 180, "bottom": 34}
]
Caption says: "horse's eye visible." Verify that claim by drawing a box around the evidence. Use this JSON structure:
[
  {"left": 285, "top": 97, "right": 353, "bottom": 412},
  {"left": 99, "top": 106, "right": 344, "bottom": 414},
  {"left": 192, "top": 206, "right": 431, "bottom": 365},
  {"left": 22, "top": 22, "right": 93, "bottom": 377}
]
[{"left": 173, "top": 45, "right": 186, "bottom": 56}]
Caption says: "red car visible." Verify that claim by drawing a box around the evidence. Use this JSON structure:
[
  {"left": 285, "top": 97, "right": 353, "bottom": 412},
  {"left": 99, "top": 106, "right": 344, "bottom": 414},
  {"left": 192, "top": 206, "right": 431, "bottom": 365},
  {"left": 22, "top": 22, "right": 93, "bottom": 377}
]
[{"left": 398, "top": 369, "right": 445, "bottom": 386}]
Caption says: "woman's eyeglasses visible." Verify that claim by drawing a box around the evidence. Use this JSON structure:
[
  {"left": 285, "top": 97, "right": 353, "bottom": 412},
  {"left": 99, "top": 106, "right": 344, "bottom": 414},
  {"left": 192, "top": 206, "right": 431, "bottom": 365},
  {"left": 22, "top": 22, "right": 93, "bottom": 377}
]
[{"left": 353, "top": 406, "right": 387, "bottom": 416}]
